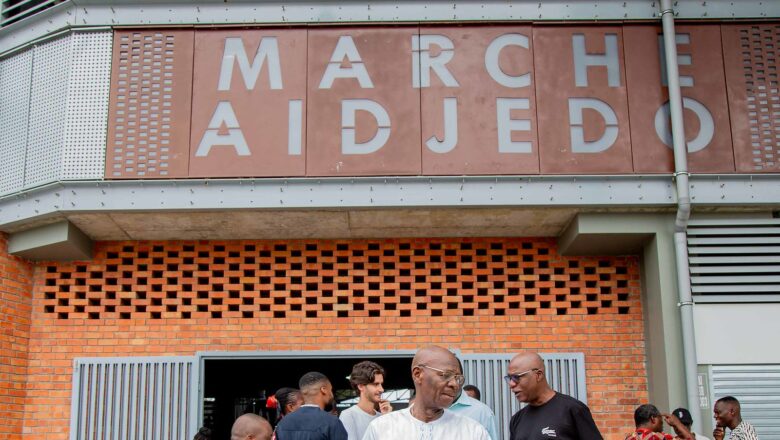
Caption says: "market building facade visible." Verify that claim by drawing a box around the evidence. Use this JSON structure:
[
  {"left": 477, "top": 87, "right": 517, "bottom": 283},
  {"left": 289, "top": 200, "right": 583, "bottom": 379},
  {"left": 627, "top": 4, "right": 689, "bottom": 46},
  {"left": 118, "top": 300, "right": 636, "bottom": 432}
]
[{"left": 0, "top": 1, "right": 779, "bottom": 439}]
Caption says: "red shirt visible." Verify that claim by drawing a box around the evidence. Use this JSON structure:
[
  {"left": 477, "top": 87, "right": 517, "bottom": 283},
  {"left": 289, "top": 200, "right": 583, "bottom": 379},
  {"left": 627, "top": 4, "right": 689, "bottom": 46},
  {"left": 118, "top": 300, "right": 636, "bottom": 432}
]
[{"left": 626, "top": 428, "right": 675, "bottom": 440}]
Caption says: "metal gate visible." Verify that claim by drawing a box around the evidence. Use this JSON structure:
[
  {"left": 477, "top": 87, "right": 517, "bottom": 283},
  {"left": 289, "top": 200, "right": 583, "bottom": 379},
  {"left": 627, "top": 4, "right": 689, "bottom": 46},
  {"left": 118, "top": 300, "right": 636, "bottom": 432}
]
[
  {"left": 69, "top": 356, "right": 199, "bottom": 440},
  {"left": 461, "top": 352, "right": 587, "bottom": 440},
  {"left": 711, "top": 364, "right": 780, "bottom": 439}
]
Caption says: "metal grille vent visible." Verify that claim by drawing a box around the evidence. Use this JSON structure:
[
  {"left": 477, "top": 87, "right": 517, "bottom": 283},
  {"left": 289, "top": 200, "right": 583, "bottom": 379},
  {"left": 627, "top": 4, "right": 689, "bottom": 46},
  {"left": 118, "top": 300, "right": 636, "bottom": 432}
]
[
  {"left": 711, "top": 365, "right": 780, "bottom": 439},
  {"left": 739, "top": 25, "right": 780, "bottom": 171},
  {"left": 24, "top": 35, "right": 70, "bottom": 189},
  {"left": 0, "top": 48, "right": 32, "bottom": 194},
  {"left": 62, "top": 31, "right": 111, "bottom": 180},
  {"left": 69, "top": 356, "right": 198, "bottom": 440},
  {"left": 0, "top": 0, "right": 62, "bottom": 27},
  {"left": 688, "top": 216, "right": 780, "bottom": 302},
  {"left": 462, "top": 353, "right": 586, "bottom": 440}
]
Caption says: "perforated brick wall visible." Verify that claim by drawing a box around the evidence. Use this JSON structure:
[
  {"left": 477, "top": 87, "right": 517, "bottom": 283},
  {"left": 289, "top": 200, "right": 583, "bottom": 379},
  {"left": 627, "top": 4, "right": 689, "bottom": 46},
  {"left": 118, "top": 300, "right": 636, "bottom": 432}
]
[
  {"left": 39, "top": 239, "right": 635, "bottom": 321},
  {"left": 24, "top": 237, "right": 646, "bottom": 439},
  {"left": 0, "top": 233, "right": 33, "bottom": 439}
]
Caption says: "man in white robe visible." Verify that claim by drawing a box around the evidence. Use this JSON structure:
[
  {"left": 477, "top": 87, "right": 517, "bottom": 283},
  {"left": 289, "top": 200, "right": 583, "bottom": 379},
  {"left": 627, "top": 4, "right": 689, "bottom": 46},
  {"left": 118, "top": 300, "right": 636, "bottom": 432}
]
[{"left": 362, "top": 345, "right": 490, "bottom": 440}]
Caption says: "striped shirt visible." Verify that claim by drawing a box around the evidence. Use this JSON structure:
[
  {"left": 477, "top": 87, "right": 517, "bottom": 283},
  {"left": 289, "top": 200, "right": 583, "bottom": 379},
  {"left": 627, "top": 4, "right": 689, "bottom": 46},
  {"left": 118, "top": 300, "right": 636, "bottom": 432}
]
[{"left": 729, "top": 421, "right": 759, "bottom": 440}]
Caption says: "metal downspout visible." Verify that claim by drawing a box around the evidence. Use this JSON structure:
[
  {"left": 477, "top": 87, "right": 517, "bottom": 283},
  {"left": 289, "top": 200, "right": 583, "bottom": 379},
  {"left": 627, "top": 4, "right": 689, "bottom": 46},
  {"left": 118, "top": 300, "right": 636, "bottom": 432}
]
[{"left": 660, "top": 0, "right": 700, "bottom": 431}]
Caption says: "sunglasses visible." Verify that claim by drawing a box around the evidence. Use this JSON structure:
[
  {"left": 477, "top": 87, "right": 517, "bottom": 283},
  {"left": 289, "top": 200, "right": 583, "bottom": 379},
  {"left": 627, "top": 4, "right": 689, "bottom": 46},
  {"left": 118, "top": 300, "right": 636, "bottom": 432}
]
[
  {"left": 416, "top": 364, "right": 466, "bottom": 386},
  {"left": 503, "top": 368, "right": 540, "bottom": 384}
]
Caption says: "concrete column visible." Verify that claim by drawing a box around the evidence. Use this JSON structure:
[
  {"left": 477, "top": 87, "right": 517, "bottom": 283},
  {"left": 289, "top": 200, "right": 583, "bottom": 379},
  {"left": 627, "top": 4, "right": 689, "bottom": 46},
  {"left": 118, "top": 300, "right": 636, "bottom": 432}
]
[{"left": 559, "top": 213, "right": 687, "bottom": 411}]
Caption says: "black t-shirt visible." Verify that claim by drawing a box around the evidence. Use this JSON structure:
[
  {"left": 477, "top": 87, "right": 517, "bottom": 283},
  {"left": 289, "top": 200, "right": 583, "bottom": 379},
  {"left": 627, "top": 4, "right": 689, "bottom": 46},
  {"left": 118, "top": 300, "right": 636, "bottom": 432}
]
[{"left": 509, "top": 392, "right": 603, "bottom": 440}]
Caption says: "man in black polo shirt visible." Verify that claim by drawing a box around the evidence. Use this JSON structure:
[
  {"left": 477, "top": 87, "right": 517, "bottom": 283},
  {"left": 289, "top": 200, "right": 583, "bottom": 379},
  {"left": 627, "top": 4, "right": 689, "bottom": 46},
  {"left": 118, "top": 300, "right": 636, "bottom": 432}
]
[
  {"left": 506, "top": 352, "right": 603, "bottom": 440},
  {"left": 275, "top": 371, "right": 348, "bottom": 440}
]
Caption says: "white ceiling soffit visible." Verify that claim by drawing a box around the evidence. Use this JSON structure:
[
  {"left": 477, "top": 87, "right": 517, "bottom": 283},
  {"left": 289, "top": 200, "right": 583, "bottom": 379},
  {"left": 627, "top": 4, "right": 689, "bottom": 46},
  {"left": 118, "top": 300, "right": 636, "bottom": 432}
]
[{"left": 2, "top": 0, "right": 780, "bottom": 55}]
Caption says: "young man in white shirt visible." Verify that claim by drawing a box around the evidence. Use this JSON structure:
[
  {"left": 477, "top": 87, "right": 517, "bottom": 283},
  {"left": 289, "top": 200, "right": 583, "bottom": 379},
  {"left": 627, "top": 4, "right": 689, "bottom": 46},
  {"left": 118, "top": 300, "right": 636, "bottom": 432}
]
[{"left": 339, "top": 361, "right": 393, "bottom": 440}]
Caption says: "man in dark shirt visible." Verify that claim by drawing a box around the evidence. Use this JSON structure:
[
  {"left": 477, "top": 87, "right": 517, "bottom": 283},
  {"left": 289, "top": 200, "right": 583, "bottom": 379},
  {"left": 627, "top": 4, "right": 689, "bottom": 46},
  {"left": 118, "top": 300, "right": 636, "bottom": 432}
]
[
  {"left": 275, "top": 371, "right": 348, "bottom": 440},
  {"left": 506, "top": 351, "right": 603, "bottom": 440}
]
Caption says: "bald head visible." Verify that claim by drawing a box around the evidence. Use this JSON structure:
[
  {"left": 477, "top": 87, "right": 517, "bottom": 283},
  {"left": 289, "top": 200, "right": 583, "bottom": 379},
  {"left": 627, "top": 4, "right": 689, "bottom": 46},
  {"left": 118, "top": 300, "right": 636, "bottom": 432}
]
[
  {"left": 230, "top": 413, "right": 272, "bottom": 440},
  {"left": 412, "top": 345, "right": 458, "bottom": 369},
  {"left": 507, "top": 351, "right": 553, "bottom": 406},
  {"left": 510, "top": 352, "right": 545, "bottom": 373}
]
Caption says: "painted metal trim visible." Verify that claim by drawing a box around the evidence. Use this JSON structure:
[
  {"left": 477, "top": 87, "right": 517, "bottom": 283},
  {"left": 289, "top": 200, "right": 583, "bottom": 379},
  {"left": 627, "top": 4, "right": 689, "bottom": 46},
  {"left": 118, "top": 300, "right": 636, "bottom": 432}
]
[
  {"left": 3, "top": 0, "right": 780, "bottom": 55},
  {"left": 2, "top": 174, "right": 780, "bottom": 230}
]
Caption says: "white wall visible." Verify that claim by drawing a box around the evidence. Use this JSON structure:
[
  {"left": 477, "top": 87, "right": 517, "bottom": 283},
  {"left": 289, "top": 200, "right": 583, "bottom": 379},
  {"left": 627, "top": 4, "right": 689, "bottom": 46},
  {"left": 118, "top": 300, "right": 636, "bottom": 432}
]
[{"left": 694, "top": 303, "right": 780, "bottom": 364}]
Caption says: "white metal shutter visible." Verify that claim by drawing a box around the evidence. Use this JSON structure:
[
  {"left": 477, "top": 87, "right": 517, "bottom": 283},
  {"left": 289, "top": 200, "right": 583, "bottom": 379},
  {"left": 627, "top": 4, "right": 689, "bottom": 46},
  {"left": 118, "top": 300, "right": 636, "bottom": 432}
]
[
  {"left": 69, "top": 356, "right": 199, "bottom": 440},
  {"left": 461, "top": 352, "right": 587, "bottom": 440},
  {"left": 711, "top": 365, "right": 780, "bottom": 439},
  {"left": 688, "top": 216, "right": 780, "bottom": 302}
]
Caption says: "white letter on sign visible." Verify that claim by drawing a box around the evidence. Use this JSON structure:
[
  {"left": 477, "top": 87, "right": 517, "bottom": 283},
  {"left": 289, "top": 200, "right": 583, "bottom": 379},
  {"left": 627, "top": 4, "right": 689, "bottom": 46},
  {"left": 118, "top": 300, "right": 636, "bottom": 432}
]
[
  {"left": 425, "top": 98, "right": 458, "bottom": 153},
  {"left": 320, "top": 36, "right": 374, "bottom": 89},
  {"left": 485, "top": 34, "right": 531, "bottom": 88},
  {"left": 218, "top": 37, "right": 283, "bottom": 91},
  {"left": 195, "top": 101, "right": 251, "bottom": 156},
  {"left": 288, "top": 100, "right": 303, "bottom": 155},
  {"left": 568, "top": 98, "right": 618, "bottom": 153},
  {"left": 412, "top": 35, "right": 459, "bottom": 88},
  {"left": 496, "top": 98, "right": 532, "bottom": 153},
  {"left": 572, "top": 34, "right": 621, "bottom": 87},
  {"left": 654, "top": 98, "right": 714, "bottom": 153},
  {"left": 341, "top": 99, "right": 391, "bottom": 154},
  {"left": 658, "top": 34, "right": 694, "bottom": 87}
]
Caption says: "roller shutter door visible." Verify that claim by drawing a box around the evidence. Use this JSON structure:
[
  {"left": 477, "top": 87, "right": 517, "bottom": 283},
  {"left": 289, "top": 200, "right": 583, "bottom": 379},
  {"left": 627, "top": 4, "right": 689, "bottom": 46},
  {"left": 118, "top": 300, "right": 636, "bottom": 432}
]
[{"left": 711, "top": 364, "right": 780, "bottom": 439}]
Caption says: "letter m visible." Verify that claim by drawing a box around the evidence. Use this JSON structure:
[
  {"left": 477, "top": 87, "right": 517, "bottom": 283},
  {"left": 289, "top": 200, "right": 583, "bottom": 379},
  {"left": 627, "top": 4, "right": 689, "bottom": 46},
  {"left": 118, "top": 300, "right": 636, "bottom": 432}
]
[{"left": 218, "top": 37, "right": 283, "bottom": 91}]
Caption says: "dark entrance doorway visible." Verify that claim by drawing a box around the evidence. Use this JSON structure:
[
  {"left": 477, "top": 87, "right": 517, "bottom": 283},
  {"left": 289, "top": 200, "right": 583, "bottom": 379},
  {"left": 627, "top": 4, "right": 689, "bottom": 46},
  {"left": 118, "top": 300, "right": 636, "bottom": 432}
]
[{"left": 202, "top": 354, "right": 415, "bottom": 438}]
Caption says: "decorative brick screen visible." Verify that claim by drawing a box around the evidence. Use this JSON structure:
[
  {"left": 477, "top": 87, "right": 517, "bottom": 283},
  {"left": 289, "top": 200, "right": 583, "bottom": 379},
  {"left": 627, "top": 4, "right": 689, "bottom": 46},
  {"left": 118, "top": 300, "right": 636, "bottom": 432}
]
[{"left": 39, "top": 238, "right": 638, "bottom": 321}]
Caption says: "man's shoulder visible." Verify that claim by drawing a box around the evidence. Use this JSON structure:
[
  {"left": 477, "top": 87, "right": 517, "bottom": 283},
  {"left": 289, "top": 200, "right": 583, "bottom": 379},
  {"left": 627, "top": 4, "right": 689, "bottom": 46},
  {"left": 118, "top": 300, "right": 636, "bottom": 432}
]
[
  {"left": 339, "top": 405, "right": 360, "bottom": 418},
  {"left": 279, "top": 406, "right": 332, "bottom": 426},
  {"left": 443, "top": 409, "right": 489, "bottom": 431},
  {"left": 733, "top": 421, "right": 759, "bottom": 438},
  {"left": 367, "top": 408, "right": 408, "bottom": 428},
  {"left": 552, "top": 392, "right": 588, "bottom": 407}
]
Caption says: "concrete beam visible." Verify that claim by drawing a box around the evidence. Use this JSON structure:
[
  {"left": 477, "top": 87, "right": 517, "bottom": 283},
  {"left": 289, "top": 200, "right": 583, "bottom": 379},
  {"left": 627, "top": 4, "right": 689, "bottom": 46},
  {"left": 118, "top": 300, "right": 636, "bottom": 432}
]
[{"left": 8, "top": 220, "right": 92, "bottom": 261}]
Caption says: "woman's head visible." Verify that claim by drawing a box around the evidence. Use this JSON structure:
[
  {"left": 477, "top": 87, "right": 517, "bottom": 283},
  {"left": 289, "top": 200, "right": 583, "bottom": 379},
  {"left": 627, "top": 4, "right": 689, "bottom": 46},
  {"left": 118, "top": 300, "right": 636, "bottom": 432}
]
[{"left": 275, "top": 387, "right": 304, "bottom": 416}]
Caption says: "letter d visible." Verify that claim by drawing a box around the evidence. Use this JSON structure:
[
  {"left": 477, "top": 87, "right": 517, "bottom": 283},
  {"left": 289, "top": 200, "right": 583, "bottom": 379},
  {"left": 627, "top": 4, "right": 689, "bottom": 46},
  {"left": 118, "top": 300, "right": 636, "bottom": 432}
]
[{"left": 342, "top": 99, "right": 391, "bottom": 154}]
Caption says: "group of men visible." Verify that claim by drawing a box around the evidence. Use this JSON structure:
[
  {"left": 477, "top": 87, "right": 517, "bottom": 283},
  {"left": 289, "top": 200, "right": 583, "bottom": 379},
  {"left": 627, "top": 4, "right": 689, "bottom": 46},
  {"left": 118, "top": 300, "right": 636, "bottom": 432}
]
[
  {"left": 226, "top": 345, "right": 760, "bottom": 440},
  {"left": 625, "top": 397, "right": 758, "bottom": 440}
]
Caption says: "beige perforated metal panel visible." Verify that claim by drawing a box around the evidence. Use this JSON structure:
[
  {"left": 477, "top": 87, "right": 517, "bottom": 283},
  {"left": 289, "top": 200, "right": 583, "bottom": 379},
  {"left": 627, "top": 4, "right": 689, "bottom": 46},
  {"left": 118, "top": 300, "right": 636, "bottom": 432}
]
[
  {"left": 106, "top": 30, "right": 194, "bottom": 178},
  {"left": 24, "top": 36, "right": 70, "bottom": 189},
  {"left": 62, "top": 32, "right": 112, "bottom": 181},
  {"left": 0, "top": 48, "right": 32, "bottom": 195}
]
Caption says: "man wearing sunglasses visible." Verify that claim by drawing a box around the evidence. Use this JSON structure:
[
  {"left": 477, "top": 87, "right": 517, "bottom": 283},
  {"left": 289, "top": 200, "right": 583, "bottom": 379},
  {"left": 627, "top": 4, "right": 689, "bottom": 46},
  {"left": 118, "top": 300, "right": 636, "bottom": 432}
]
[
  {"left": 363, "top": 345, "right": 489, "bottom": 440},
  {"left": 506, "top": 352, "right": 602, "bottom": 440}
]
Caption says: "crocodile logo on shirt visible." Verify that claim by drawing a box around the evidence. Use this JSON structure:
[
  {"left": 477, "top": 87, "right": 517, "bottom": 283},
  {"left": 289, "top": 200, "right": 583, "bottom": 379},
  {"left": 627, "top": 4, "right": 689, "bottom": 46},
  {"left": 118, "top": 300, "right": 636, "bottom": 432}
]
[{"left": 541, "top": 427, "right": 557, "bottom": 437}]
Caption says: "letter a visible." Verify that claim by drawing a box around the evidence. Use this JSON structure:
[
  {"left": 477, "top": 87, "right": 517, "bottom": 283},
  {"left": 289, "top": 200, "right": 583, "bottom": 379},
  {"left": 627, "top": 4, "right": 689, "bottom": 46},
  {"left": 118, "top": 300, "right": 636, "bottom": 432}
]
[
  {"left": 195, "top": 102, "right": 251, "bottom": 157},
  {"left": 319, "top": 36, "right": 374, "bottom": 89}
]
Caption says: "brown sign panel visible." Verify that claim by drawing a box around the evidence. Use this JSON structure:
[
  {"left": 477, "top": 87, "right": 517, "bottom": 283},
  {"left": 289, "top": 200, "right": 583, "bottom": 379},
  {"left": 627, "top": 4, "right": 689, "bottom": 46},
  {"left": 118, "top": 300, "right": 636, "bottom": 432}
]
[
  {"left": 624, "top": 25, "right": 734, "bottom": 173},
  {"left": 534, "top": 26, "right": 633, "bottom": 174},
  {"left": 106, "top": 30, "right": 194, "bottom": 178},
  {"left": 306, "top": 27, "right": 422, "bottom": 176},
  {"left": 723, "top": 24, "right": 780, "bottom": 173},
  {"left": 420, "top": 26, "right": 539, "bottom": 175},
  {"left": 189, "top": 29, "right": 308, "bottom": 177}
]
